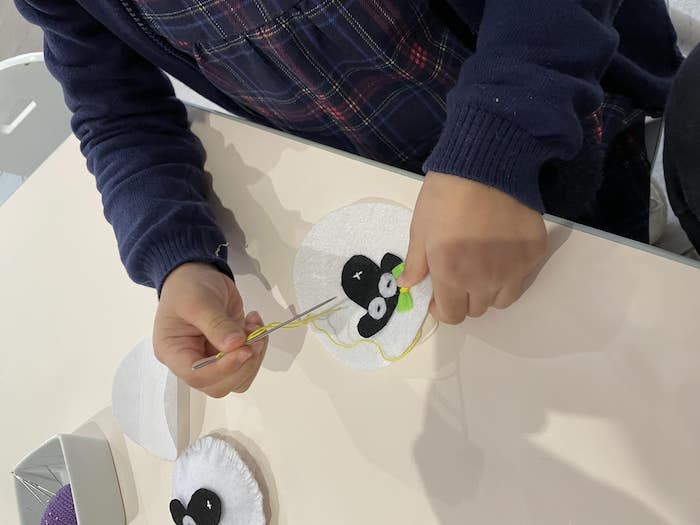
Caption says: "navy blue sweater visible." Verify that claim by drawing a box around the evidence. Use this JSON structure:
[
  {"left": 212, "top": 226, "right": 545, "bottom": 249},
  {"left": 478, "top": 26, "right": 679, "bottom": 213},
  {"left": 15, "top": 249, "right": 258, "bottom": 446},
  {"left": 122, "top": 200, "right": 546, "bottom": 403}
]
[{"left": 16, "top": 0, "right": 682, "bottom": 290}]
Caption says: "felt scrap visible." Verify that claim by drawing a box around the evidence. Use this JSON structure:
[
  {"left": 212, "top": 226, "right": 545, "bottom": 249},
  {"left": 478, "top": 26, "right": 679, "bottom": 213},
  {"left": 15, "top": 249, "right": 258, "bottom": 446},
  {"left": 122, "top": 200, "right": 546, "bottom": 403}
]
[{"left": 112, "top": 338, "right": 183, "bottom": 460}]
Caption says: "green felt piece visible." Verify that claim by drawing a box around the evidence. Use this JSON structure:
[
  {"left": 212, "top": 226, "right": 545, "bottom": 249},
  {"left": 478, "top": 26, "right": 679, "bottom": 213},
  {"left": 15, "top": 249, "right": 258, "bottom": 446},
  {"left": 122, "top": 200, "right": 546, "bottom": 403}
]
[
  {"left": 397, "top": 290, "right": 413, "bottom": 312},
  {"left": 391, "top": 262, "right": 405, "bottom": 279}
]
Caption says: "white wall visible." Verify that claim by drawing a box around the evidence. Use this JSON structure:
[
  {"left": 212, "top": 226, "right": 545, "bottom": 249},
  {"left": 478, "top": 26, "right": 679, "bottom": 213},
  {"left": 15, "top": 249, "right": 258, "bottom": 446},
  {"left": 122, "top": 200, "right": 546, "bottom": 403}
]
[{"left": 0, "top": 3, "right": 42, "bottom": 61}]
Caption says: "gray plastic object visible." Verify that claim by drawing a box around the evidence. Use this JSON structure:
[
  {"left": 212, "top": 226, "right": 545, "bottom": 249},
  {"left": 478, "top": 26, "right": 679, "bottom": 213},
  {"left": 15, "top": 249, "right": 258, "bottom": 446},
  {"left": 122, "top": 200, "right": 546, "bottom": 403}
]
[{"left": 13, "top": 426, "right": 125, "bottom": 525}]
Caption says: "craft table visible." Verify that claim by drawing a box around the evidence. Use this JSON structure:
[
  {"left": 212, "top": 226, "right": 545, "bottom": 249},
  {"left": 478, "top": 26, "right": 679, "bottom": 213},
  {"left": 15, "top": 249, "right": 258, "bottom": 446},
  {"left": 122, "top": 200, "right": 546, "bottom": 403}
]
[{"left": 2, "top": 107, "right": 700, "bottom": 525}]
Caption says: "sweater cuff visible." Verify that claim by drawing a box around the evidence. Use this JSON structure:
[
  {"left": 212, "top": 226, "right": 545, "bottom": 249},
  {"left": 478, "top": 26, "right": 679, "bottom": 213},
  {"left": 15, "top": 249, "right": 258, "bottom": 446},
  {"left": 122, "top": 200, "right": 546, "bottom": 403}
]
[
  {"left": 135, "top": 229, "right": 234, "bottom": 295},
  {"left": 423, "top": 105, "right": 552, "bottom": 212}
]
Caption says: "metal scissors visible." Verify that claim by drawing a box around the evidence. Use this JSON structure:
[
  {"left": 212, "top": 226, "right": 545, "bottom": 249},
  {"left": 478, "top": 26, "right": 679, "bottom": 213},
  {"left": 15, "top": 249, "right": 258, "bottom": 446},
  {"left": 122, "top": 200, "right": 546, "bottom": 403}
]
[{"left": 191, "top": 296, "right": 337, "bottom": 370}]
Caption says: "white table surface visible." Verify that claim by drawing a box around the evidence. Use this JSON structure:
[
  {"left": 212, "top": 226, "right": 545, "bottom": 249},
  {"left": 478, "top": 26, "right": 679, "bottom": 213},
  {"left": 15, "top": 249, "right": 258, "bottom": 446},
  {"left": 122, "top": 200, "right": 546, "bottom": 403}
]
[{"left": 2, "top": 109, "right": 700, "bottom": 525}]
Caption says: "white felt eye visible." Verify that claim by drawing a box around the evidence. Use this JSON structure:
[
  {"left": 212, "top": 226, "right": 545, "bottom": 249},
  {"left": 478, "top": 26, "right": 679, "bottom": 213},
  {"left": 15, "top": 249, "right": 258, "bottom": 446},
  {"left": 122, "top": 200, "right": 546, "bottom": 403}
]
[
  {"left": 378, "top": 272, "right": 397, "bottom": 298},
  {"left": 368, "top": 297, "right": 387, "bottom": 320}
]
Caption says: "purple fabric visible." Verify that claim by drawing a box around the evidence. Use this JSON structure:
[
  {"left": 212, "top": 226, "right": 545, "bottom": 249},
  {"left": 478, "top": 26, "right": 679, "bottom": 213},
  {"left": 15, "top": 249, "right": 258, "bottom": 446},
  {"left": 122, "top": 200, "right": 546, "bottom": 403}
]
[{"left": 42, "top": 485, "right": 77, "bottom": 525}]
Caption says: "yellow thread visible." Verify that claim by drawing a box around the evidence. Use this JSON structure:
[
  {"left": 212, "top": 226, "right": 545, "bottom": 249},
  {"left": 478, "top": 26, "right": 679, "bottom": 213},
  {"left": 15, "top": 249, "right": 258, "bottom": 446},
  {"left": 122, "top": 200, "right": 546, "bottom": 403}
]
[
  {"left": 246, "top": 326, "right": 268, "bottom": 341},
  {"left": 245, "top": 307, "right": 344, "bottom": 341},
  {"left": 310, "top": 321, "right": 422, "bottom": 362},
  {"left": 399, "top": 287, "right": 409, "bottom": 294},
  {"left": 245, "top": 305, "right": 423, "bottom": 363}
]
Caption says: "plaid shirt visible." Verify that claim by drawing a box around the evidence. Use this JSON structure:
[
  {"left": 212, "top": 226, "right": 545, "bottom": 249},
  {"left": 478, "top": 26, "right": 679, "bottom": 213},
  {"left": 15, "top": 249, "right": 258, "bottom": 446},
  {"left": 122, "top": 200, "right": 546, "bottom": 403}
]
[
  {"left": 131, "top": 0, "right": 658, "bottom": 240},
  {"left": 131, "top": 0, "right": 472, "bottom": 173},
  {"left": 17, "top": 0, "right": 680, "bottom": 289}
]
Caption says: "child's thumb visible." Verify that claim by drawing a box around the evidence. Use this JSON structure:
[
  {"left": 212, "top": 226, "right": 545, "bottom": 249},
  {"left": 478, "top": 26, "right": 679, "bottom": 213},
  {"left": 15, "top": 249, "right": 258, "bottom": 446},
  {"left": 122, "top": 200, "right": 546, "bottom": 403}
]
[
  {"left": 398, "top": 238, "right": 429, "bottom": 288},
  {"left": 196, "top": 308, "right": 248, "bottom": 354}
]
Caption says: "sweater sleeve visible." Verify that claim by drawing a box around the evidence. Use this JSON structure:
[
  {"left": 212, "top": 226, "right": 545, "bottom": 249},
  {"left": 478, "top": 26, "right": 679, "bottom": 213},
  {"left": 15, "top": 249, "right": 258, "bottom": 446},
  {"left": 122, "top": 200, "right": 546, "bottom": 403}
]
[
  {"left": 423, "top": 0, "right": 622, "bottom": 211},
  {"left": 15, "top": 0, "right": 233, "bottom": 291}
]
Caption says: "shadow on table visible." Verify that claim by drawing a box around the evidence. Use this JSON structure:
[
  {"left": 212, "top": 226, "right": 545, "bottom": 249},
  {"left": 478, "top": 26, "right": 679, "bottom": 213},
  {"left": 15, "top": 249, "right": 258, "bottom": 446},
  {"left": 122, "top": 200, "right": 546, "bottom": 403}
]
[
  {"left": 190, "top": 111, "right": 311, "bottom": 372},
  {"left": 209, "top": 429, "right": 280, "bottom": 525},
  {"left": 189, "top": 109, "right": 700, "bottom": 523},
  {"left": 414, "top": 226, "right": 698, "bottom": 524},
  {"left": 79, "top": 407, "right": 139, "bottom": 523},
  {"left": 417, "top": 324, "right": 672, "bottom": 524}
]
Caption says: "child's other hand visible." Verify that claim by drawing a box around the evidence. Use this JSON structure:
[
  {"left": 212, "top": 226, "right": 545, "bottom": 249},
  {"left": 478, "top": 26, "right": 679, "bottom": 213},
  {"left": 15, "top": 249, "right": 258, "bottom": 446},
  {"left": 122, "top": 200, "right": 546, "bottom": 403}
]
[
  {"left": 398, "top": 172, "right": 547, "bottom": 322},
  {"left": 153, "top": 262, "right": 267, "bottom": 397}
]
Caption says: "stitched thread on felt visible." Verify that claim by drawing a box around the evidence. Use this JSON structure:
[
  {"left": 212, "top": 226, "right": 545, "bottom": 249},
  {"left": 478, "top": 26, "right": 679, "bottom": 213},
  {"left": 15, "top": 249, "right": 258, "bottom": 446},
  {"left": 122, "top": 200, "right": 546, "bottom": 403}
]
[
  {"left": 245, "top": 305, "right": 423, "bottom": 363},
  {"left": 310, "top": 319, "right": 422, "bottom": 363}
]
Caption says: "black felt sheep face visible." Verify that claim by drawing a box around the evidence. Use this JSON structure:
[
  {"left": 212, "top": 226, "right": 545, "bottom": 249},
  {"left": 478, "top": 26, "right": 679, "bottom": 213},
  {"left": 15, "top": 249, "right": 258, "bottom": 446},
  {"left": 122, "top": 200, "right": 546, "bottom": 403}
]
[
  {"left": 342, "top": 252, "right": 413, "bottom": 338},
  {"left": 170, "top": 488, "right": 222, "bottom": 525}
]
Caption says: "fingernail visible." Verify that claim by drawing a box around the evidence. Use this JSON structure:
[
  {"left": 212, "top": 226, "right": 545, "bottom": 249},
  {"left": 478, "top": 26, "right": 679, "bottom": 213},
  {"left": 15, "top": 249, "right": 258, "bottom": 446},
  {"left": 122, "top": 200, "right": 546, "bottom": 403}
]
[{"left": 249, "top": 310, "right": 263, "bottom": 325}]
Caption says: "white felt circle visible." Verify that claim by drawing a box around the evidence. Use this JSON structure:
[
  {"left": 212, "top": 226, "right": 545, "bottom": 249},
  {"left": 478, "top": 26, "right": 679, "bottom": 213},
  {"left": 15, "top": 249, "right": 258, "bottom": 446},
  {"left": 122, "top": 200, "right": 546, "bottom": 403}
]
[
  {"left": 294, "top": 203, "right": 432, "bottom": 370},
  {"left": 112, "top": 338, "right": 180, "bottom": 460},
  {"left": 173, "top": 437, "right": 264, "bottom": 525}
]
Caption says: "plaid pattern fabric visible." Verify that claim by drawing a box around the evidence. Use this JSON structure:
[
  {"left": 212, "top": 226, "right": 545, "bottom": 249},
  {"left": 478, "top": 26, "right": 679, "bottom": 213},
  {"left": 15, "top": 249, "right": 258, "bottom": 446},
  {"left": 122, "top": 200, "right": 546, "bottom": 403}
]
[
  {"left": 130, "top": 0, "right": 651, "bottom": 241},
  {"left": 132, "top": 0, "right": 472, "bottom": 173}
]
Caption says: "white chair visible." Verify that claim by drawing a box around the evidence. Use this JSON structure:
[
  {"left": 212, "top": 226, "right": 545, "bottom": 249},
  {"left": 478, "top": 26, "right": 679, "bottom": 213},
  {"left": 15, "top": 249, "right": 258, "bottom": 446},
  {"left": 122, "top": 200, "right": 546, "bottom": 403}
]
[
  {"left": 647, "top": 4, "right": 700, "bottom": 255},
  {"left": 0, "top": 52, "right": 71, "bottom": 204},
  {"left": 670, "top": 1, "right": 700, "bottom": 55}
]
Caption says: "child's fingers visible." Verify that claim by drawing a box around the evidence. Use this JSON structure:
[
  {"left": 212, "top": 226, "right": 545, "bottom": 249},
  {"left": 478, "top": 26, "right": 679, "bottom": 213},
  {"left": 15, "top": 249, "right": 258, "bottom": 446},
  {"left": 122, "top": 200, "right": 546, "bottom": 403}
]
[
  {"left": 244, "top": 310, "right": 263, "bottom": 332},
  {"left": 493, "top": 281, "right": 523, "bottom": 310},
  {"left": 432, "top": 278, "right": 469, "bottom": 325},
  {"left": 187, "top": 302, "right": 248, "bottom": 354},
  {"left": 398, "top": 236, "right": 429, "bottom": 288},
  {"left": 162, "top": 341, "right": 253, "bottom": 390},
  {"left": 244, "top": 311, "right": 268, "bottom": 356}
]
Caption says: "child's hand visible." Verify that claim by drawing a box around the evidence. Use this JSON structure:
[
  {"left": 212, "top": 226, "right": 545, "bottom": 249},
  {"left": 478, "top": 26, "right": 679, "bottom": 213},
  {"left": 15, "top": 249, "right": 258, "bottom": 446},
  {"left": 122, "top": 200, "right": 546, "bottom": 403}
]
[
  {"left": 153, "top": 262, "right": 267, "bottom": 397},
  {"left": 398, "top": 172, "right": 547, "bottom": 322}
]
